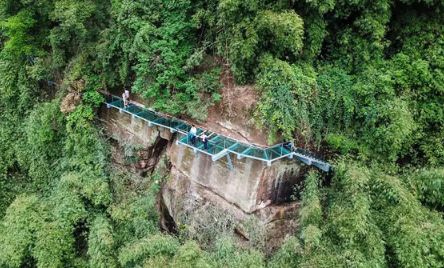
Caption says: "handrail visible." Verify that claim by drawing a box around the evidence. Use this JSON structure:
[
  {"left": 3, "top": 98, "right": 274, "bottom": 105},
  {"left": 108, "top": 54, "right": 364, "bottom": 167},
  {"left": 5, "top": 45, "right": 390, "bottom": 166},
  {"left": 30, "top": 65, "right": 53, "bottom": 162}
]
[{"left": 103, "top": 94, "right": 331, "bottom": 172}]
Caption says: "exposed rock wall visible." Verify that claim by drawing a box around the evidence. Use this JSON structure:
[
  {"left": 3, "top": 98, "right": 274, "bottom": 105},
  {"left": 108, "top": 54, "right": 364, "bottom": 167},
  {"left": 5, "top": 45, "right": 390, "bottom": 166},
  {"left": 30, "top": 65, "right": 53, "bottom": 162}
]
[
  {"left": 99, "top": 106, "right": 173, "bottom": 147},
  {"left": 168, "top": 142, "right": 304, "bottom": 212},
  {"left": 99, "top": 105, "right": 305, "bottom": 250}
]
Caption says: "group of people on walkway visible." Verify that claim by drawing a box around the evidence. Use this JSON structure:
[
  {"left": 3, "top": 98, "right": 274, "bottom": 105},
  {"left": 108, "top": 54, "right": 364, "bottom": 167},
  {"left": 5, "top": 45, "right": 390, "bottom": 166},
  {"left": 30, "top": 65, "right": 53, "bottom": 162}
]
[
  {"left": 121, "top": 90, "right": 210, "bottom": 150},
  {"left": 188, "top": 125, "right": 209, "bottom": 150}
]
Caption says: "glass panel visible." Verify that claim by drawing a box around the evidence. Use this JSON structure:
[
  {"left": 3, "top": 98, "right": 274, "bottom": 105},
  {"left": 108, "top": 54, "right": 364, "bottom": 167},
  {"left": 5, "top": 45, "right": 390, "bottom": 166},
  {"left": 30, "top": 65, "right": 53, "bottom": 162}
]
[
  {"left": 170, "top": 120, "right": 186, "bottom": 130},
  {"left": 177, "top": 123, "right": 190, "bottom": 132},
  {"left": 243, "top": 147, "right": 266, "bottom": 159},
  {"left": 126, "top": 105, "right": 142, "bottom": 113},
  {"left": 230, "top": 144, "right": 250, "bottom": 154},
  {"left": 110, "top": 99, "right": 124, "bottom": 108},
  {"left": 138, "top": 111, "right": 158, "bottom": 121},
  {"left": 152, "top": 117, "right": 170, "bottom": 126},
  {"left": 208, "top": 135, "right": 221, "bottom": 144},
  {"left": 265, "top": 148, "right": 281, "bottom": 160},
  {"left": 266, "top": 145, "right": 291, "bottom": 159}
]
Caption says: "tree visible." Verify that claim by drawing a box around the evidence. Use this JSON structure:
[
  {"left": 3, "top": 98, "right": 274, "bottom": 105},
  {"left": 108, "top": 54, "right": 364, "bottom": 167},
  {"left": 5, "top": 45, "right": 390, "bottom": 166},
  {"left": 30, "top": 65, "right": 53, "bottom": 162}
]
[
  {"left": 0, "top": 195, "right": 43, "bottom": 267},
  {"left": 118, "top": 234, "right": 179, "bottom": 267},
  {"left": 406, "top": 168, "right": 444, "bottom": 211},
  {"left": 171, "top": 241, "right": 209, "bottom": 268},
  {"left": 15, "top": 100, "right": 66, "bottom": 189},
  {"left": 371, "top": 170, "right": 444, "bottom": 267},
  {"left": 88, "top": 215, "right": 118, "bottom": 268}
]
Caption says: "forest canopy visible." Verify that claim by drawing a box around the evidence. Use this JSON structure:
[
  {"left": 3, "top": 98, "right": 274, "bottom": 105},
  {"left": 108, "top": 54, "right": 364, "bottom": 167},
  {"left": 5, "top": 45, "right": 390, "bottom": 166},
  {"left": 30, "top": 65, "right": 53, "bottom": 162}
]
[{"left": 0, "top": 0, "right": 443, "bottom": 267}]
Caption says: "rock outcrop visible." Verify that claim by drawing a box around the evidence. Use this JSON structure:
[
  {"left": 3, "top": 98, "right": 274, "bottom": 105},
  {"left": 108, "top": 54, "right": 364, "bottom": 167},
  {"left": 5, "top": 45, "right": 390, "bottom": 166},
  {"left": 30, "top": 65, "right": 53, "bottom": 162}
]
[{"left": 99, "top": 105, "right": 306, "bottom": 251}]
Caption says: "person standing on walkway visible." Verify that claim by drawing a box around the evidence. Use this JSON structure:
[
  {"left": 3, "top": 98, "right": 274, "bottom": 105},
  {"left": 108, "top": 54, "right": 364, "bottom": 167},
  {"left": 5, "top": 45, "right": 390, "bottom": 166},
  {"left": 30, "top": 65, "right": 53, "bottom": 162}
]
[
  {"left": 189, "top": 125, "right": 197, "bottom": 145},
  {"left": 283, "top": 140, "right": 294, "bottom": 151},
  {"left": 125, "top": 88, "right": 130, "bottom": 101},
  {"left": 122, "top": 92, "right": 128, "bottom": 108},
  {"left": 200, "top": 131, "right": 209, "bottom": 150}
]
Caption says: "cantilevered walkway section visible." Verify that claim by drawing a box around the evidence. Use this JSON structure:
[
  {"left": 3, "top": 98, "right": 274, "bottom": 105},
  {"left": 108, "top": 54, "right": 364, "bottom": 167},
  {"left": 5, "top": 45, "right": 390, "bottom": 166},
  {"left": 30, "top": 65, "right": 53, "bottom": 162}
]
[{"left": 104, "top": 95, "right": 331, "bottom": 172}]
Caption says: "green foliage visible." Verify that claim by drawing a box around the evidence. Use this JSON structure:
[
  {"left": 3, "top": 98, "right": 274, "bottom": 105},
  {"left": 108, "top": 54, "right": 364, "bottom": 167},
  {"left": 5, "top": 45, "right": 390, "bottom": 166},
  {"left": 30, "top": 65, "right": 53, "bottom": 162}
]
[
  {"left": 97, "top": 0, "right": 221, "bottom": 120},
  {"left": 324, "top": 162, "right": 386, "bottom": 267},
  {"left": 118, "top": 234, "right": 180, "bottom": 267},
  {"left": 310, "top": 63, "right": 419, "bottom": 161},
  {"left": 0, "top": 22, "right": 42, "bottom": 215},
  {"left": 49, "top": 0, "right": 101, "bottom": 68},
  {"left": 211, "top": 1, "right": 308, "bottom": 82},
  {"left": 208, "top": 236, "right": 265, "bottom": 268},
  {"left": 0, "top": 194, "right": 78, "bottom": 268},
  {"left": 88, "top": 215, "right": 118, "bottom": 268},
  {"left": 299, "top": 172, "right": 322, "bottom": 228},
  {"left": 298, "top": 171, "right": 323, "bottom": 261},
  {"left": 325, "top": 133, "right": 360, "bottom": 155},
  {"left": 255, "top": 56, "right": 317, "bottom": 142},
  {"left": 109, "top": 172, "right": 160, "bottom": 244},
  {"left": 242, "top": 217, "right": 267, "bottom": 251},
  {"left": 314, "top": 66, "right": 355, "bottom": 135},
  {"left": 171, "top": 241, "right": 209, "bottom": 268},
  {"left": 255, "top": 56, "right": 299, "bottom": 141},
  {"left": 301, "top": 13, "right": 328, "bottom": 60},
  {"left": 49, "top": 177, "right": 87, "bottom": 225},
  {"left": 0, "top": 195, "right": 42, "bottom": 267},
  {"left": 406, "top": 168, "right": 444, "bottom": 210},
  {"left": 62, "top": 105, "right": 112, "bottom": 207},
  {"left": 371, "top": 169, "right": 444, "bottom": 267},
  {"left": 32, "top": 221, "right": 75, "bottom": 268},
  {"left": 0, "top": 0, "right": 444, "bottom": 267},
  {"left": 256, "top": 10, "right": 304, "bottom": 57},
  {"left": 83, "top": 90, "right": 105, "bottom": 108},
  {"left": 0, "top": 10, "right": 36, "bottom": 56},
  {"left": 387, "top": 11, "right": 444, "bottom": 165},
  {"left": 0, "top": 57, "right": 37, "bottom": 114},
  {"left": 188, "top": 67, "right": 223, "bottom": 120},
  {"left": 268, "top": 236, "right": 302, "bottom": 268},
  {"left": 15, "top": 100, "right": 66, "bottom": 187},
  {"left": 280, "top": 171, "right": 335, "bottom": 267}
]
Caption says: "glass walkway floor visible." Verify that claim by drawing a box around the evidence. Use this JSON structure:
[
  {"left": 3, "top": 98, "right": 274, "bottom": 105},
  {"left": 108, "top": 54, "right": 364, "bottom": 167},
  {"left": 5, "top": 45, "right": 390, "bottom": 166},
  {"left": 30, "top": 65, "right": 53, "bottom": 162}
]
[{"left": 105, "top": 95, "right": 331, "bottom": 172}]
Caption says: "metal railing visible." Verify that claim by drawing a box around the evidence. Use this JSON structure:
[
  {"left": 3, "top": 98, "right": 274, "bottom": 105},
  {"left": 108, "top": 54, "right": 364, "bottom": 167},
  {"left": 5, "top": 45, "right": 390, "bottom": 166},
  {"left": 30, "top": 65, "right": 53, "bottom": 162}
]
[{"left": 104, "top": 94, "right": 331, "bottom": 172}]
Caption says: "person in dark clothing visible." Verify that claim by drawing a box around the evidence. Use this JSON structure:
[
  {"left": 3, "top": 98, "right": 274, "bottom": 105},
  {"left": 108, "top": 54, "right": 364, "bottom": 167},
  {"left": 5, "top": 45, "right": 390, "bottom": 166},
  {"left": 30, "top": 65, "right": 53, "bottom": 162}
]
[{"left": 283, "top": 140, "right": 295, "bottom": 151}]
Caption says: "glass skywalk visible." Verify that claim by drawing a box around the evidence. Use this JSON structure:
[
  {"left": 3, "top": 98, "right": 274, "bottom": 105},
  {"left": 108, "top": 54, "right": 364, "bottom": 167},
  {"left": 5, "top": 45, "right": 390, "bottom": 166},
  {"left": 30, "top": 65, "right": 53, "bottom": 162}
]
[{"left": 105, "top": 95, "right": 331, "bottom": 172}]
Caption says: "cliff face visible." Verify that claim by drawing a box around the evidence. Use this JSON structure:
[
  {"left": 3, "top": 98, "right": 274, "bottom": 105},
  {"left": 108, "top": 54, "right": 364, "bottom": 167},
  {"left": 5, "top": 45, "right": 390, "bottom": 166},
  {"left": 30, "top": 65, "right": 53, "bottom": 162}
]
[
  {"left": 168, "top": 142, "right": 304, "bottom": 212},
  {"left": 99, "top": 105, "right": 305, "bottom": 250}
]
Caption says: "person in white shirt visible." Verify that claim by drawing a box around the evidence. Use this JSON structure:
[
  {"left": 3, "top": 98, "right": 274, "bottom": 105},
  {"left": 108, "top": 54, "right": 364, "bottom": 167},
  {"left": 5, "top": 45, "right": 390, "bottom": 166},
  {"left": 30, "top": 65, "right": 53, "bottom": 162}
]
[
  {"left": 189, "top": 125, "right": 197, "bottom": 145},
  {"left": 125, "top": 89, "right": 130, "bottom": 100},
  {"left": 122, "top": 92, "right": 128, "bottom": 108}
]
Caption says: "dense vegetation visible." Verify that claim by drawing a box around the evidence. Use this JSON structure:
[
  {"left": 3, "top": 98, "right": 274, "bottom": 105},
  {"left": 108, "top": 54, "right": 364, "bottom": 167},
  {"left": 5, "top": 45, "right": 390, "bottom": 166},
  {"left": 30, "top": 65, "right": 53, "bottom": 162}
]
[{"left": 0, "top": 0, "right": 443, "bottom": 267}]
